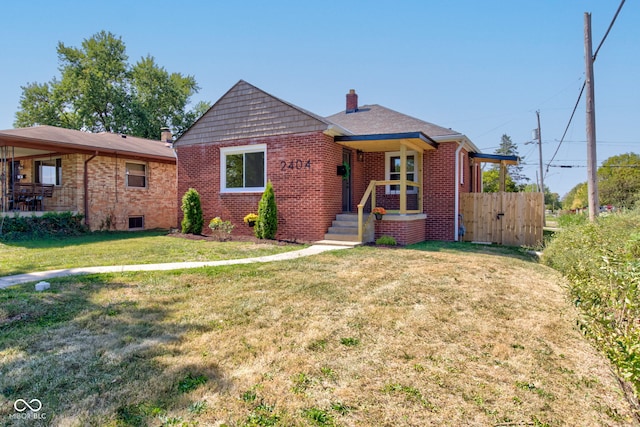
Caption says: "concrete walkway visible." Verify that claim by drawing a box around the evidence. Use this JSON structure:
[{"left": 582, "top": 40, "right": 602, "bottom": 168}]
[{"left": 0, "top": 244, "right": 351, "bottom": 289}]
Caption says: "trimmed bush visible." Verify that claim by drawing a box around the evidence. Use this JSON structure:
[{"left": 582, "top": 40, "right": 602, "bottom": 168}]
[
  {"left": 255, "top": 181, "right": 277, "bottom": 239},
  {"left": 181, "top": 188, "right": 204, "bottom": 234},
  {"left": 376, "top": 235, "right": 397, "bottom": 246},
  {"left": 0, "top": 212, "right": 87, "bottom": 241}
]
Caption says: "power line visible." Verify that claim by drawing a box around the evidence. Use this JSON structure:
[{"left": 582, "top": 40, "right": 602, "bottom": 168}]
[
  {"left": 544, "top": 0, "right": 626, "bottom": 179},
  {"left": 545, "top": 81, "right": 585, "bottom": 176},
  {"left": 593, "top": 0, "right": 626, "bottom": 61}
]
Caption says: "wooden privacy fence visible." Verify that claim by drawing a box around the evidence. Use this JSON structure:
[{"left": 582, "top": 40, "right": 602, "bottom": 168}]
[{"left": 460, "top": 192, "right": 544, "bottom": 246}]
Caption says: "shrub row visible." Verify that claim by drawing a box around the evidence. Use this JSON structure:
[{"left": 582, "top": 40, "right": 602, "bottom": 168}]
[
  {"left": 543, "top": 209, "right": 640, "bottom": 397},
  {"left": 0, "top": 212, "right": 88, "bottom": 241}
]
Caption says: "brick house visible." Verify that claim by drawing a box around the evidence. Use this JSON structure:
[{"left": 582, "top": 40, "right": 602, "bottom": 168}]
[
  {"left": 0, "top": 126, "right": 177, "bottom": 231},
  {"left": 175, "top": 80, "right": 515, "bottom": 245}
]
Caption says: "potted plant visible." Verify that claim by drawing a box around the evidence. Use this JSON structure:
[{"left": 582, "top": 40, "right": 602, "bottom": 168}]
[
  {"left": 372, "top": 207, "right": 387, "bottom": 220},
  {"left": 244, "top": 213, "right": 258, "bottom": 227}
]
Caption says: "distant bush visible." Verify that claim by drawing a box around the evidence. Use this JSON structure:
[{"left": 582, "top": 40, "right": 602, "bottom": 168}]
[
  {"left": 556, "top": 212, "right": 587, "bottom": 228},
  {"left": 0, "top": 212, "right": 87, "bottom": 241},
  {"left": 181, "top": 188, "right": 204, "bottom": 234},
  {"left": 376, "top": 235, "right": 397, "bottom": 246},
  {"left": 543, "top": 209, "right": 640, "bottom": 397}
]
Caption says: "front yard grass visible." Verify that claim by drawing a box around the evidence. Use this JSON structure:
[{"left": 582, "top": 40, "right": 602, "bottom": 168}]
[
  {"left": 0, "top": 230, "right": 304, "bottom": 276},
  {"left": 0, "top": 243, "right": 636, "bottom": 425}
]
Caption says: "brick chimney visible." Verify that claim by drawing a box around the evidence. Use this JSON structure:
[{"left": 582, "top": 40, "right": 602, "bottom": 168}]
[
  {"left": 160, "top": 127, "right": 173, "bottom": 146},
  {"left": 346, "top": 89, "right": 358, "bottom": 113}
]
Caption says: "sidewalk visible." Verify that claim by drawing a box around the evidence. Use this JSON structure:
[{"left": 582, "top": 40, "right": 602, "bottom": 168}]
[{"left": 0, "top": 244, "right": 350, "bottom": 289}]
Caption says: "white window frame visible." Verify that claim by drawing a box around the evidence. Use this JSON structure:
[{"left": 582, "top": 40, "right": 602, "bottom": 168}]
[
  {"left": 385, "top": 151, "right": 418, "bottom": 195},
  {"left": 220, "top": 144, "right": 267, "bottom": 193},
  {"left": 126, "top": 162, "right": 147, "bottom": 188}
]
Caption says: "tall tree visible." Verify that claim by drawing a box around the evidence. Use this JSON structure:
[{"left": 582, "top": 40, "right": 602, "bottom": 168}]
[
  {"left": 482, "top": 134, "right": 528, "bottom": 192},
  {"left": 494, "top": 134, "right": 528, "bottom": 186},
  {"left": 598, "top": 152, "right": 640, "bottom": 209},
  {"left": 14, "top": 31, "right": 207, "bottom": 139}
]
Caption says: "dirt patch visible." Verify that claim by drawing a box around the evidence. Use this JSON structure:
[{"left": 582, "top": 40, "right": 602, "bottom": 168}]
[{"left": 166, "top": 230, "right": 300, "bottom": 246}]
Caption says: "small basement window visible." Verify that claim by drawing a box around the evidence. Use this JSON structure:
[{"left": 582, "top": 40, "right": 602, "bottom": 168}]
[{"left": 128, "top": 216, "right": 144, "bottom": 230}]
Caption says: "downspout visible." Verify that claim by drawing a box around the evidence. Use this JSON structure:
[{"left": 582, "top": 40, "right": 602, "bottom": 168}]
[
  {"left": 84, "top": 151, "right": 98, "bottom": 227},
  {"left": 454, "top": 141, "right": 466, "bottom": 241}
]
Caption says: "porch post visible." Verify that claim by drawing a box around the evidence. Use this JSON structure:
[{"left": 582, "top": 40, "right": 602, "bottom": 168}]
[
  {"left": 499, "top": 161, "right": 506, "bottom": 192},
  {"left": 400, "top": 144, "right": 407, "bottom": 214}
]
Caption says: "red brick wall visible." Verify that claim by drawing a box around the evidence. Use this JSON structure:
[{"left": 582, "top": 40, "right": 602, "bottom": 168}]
[
  {"left": 176, "top": 131, "right": 344, "bottom": 242},
  {"left": 424, "top": 143, "right": 464, "bottom": 241},
  {"left": 375, "top": 218, "right": 426, "bottom": 245}
]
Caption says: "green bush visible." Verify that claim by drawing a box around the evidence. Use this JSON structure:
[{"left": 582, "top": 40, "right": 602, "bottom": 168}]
[
  {"left": 543, "top": 209, "right": 640, "bottom": 396},
  {"left": 375, "top": 235, "right": 397, "bottom": 246},
  {"left": 255, "top": 181, "right": 277, "bottom": 239},
  {"left": 181, "top": 188, "right": 204, "bottom": 234},
  {"left": 209, "top": 217, "right": 234, "bottom": 241},
  {"left": 556, "top": 212, "right": 587, "bottom": 228},
  {"left": 0, "top": 212, "right": 87, "bottom": 241}
]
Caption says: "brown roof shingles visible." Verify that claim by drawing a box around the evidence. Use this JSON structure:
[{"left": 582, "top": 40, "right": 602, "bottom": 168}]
[
  {"left": 0, "top": 125, "right": 175, "bottom": 161},
  {"left": 325, "top": 104, "right": 462, "bottom": 139}
]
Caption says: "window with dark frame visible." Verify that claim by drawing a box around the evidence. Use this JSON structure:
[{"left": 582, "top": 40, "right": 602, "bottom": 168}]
[
  {"left": 128, "top": 216, "right": 144, "bottom": 229},
  {"left": 35, "top": 158, "right": 62, "bottom": 185}
]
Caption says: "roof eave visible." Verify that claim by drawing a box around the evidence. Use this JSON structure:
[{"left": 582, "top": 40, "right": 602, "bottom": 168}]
[{"left": 334, "top": 131, "right": 438, "bottom": 152}]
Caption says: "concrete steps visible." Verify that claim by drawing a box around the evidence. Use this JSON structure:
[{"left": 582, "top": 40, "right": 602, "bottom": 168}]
[{"left": 323, "top": 213, "right": 374, "bottom": 243}]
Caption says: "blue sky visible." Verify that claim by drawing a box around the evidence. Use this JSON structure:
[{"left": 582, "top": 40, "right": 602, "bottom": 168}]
[{"left": 1, "top": 1, "right": 638, "bottom": 197}]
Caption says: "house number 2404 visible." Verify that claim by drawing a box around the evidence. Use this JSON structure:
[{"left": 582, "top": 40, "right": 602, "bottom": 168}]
[{"left": 280, "top": 159, "right": 311, "bottom": 171}]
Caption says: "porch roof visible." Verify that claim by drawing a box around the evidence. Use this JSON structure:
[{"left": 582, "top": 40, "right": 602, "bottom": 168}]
[
  {"left": 0, "top": 126, "right": 176, "bottom": 163},
  {"left": 469, "top": 152, "right": 520, "bottom": 165},
  {"left": 334, "top": 131, "right": 438, "bottom": 152}
]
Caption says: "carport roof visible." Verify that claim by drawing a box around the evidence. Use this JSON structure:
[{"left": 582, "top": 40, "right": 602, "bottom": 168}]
[{"left": 0, "top": 125, "right": 176, "bottom": 162}]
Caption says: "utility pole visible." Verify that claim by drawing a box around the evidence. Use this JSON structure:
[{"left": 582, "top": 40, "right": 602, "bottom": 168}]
[
  {"left": 585, "top": 12, "right": 599, "bottom": 221},
  {"left": 536, "top": 111, "right": 545, "bottom": 225},
  {"left": 536, "top": 110, "right": 544, "bottom": 195}
]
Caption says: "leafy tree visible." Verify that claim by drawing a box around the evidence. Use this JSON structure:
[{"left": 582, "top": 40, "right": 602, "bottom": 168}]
[
  {"left": 522, "top": 184, "right": 561, "bottom": 210},
  {"left": 562, "top": 182, "right": 588, "bottom": 210},
  {"left": 598, "top": 153, "right": 640, "bottom": 209},
  {"left": 181, "top": 188, "right": 204, "bottom": 234},
  {"left": 255, "top": 181, "right": 277, "bottom": 239},
  {"left": 482, "top": 168, "right": 517, "bottom": 193},
  {"left": 14, "top": 31, "right": 207, "bottom": 139}
]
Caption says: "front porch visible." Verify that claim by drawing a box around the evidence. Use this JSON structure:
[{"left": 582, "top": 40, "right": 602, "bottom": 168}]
[{"left": 334, "top": 131, "right": 436, "bottom": 244}]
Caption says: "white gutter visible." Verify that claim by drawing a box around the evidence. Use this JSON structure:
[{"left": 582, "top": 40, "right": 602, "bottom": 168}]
[
  {"left": 452, "top": 135, "right": 474, "bottom": 241},
  {"left": 432, "top": 134, "right": 479, "bottom": 153}
]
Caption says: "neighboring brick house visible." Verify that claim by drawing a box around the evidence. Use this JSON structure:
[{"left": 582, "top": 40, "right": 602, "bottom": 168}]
[
  {"left": 175, "top": 80, "right": 513, "bottom": 245},
  {"left": 0, "top": 126, "right": 177, "bottom": 231}
]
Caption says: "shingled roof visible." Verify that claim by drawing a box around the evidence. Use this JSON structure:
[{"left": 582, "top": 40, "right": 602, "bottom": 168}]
[
  {"left": 0, "top": 125, "right": 175, "bottom": 162},
  {"left": 326, "top": 104, "right": 462, "bottom": 139}
]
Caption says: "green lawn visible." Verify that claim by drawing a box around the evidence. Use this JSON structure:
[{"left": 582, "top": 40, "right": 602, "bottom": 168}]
[
  {"left": 0, "top": 242, "right": 636, "bottom": 426},
  {"left": 0, "top": 230, "right": 304, "bottom": 276}
]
